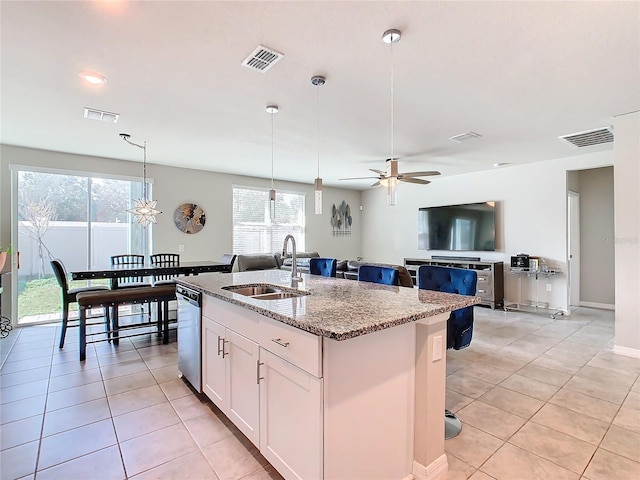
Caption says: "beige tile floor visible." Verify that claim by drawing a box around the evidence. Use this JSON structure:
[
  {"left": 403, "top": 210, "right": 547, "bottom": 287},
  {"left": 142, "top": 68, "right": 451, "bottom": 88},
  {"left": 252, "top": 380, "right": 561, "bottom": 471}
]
[{"left": 1, "top": 307, "right": 639, "bottom": 480}]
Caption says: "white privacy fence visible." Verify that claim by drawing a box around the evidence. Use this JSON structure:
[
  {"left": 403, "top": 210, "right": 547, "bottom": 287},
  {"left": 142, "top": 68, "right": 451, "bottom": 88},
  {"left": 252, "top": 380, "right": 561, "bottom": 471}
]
[{"left": 17, "top": 221, "right": 131, "bottom": 278}]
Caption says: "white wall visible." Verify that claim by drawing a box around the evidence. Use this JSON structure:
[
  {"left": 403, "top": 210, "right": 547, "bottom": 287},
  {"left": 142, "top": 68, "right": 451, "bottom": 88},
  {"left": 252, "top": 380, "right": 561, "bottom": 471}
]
[
  {"left": 360, "top": 150, "right": 614, "bottom": 312},
  {"left": 613, "top": 111, "right": 640, "bottom": 356}
]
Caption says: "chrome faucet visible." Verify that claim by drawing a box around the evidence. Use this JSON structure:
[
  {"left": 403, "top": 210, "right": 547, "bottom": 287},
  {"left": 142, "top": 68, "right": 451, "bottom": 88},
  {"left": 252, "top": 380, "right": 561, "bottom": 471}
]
[{"left": 282, "top": 234, "right": 303, "bottom": 282}]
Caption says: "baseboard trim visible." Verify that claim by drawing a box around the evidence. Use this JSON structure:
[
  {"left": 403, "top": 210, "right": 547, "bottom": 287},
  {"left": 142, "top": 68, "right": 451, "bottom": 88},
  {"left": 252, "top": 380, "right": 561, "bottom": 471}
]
[
  {"left": 413, "top": 454, "right": 448, "bottom": 480},
  {"left": 613, "top": 345, "right": 640, "bottom": 359},
  {"left": 579, "top": 301, "right": 615, "bottom": 310}
]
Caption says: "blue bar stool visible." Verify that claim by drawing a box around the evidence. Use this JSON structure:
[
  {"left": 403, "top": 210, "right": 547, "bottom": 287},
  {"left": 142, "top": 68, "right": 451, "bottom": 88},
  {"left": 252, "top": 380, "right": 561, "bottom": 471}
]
[
  {"left": 418, "top": 265, "right": 478, "bottom": 439},
  {"left": 309, "top": 258, "right": 337, "bottom": 277},
  {"left": 357, "top": 265, "right": 399, "bottom": 285}
]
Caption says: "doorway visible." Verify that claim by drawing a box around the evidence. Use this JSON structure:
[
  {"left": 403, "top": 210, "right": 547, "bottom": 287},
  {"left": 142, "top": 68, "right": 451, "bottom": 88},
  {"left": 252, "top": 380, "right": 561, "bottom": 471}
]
[
  {"left": 11, "top": 167, "right": 150, "bottom": 325},
  {"left": 567, "top": 191, "right": 580, "bottom": 308}
]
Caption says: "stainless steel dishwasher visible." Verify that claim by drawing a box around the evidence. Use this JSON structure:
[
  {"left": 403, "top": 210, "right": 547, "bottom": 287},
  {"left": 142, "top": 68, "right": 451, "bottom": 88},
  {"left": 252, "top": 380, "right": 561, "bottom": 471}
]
[{"left": 176, "top": 285, "right": 202, "bottom": 392}]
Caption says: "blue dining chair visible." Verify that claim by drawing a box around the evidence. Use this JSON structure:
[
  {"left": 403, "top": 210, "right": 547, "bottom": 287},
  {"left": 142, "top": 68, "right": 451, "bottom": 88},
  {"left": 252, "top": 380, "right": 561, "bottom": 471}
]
[
  {"left": 357, "top": 265, "right": 399, "bottom": 285},
  {"left": 418, "top": 264, "right": 478, "bottom": 439},
  {"left": 309, "top": 258, "right": 337, "bottom": 277}
]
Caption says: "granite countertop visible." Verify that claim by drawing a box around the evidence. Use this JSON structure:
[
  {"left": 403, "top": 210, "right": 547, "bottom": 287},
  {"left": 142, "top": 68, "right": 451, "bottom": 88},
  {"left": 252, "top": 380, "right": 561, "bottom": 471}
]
[{"left": 177, "top": 270, "right": 480, "bottom": 341}]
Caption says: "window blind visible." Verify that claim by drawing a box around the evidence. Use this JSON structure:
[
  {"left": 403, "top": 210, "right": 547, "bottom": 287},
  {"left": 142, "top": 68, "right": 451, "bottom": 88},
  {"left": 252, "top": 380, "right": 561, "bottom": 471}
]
[{"left": 232, "top": 187, "right": 306, "bottom": 254}]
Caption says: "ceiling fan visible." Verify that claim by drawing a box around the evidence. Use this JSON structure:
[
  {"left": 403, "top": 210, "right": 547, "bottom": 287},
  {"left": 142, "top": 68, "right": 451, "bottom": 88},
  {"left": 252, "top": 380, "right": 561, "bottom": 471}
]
[{"left": 339, "top": 159, "right": 441, "bottom": 188}]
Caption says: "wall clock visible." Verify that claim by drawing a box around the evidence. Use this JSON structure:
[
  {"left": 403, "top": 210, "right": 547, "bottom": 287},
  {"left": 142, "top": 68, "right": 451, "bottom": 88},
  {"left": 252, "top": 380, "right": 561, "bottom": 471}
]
[{"left": 174, "top": 203, "right": 206, "bottom": 234}]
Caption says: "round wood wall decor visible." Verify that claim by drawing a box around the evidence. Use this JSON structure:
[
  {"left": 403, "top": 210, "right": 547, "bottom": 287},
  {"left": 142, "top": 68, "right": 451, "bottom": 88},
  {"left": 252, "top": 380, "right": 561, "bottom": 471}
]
[{"left": 174, "top": 203, "right": 206, "bottom": 234}]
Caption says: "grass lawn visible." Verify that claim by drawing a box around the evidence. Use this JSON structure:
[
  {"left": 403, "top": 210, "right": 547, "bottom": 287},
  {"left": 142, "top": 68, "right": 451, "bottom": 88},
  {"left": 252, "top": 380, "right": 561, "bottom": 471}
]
[{"left": 17, "top": 276, "right": 110, "bottom": 319}]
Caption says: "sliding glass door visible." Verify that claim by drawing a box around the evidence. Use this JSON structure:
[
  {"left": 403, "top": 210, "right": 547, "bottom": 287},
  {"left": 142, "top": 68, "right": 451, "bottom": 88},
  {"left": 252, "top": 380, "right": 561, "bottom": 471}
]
[{"left": 13, "top": 167, "right": 149, "bottom": 324}]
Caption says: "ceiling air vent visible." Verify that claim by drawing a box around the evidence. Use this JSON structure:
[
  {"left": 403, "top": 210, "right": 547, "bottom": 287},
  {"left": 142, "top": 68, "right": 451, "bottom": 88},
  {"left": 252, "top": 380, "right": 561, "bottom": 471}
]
[
  {"left": 84, "top": 108, "right": 119, "bottom": 123},
  {"left": 241, "top": 45, "right": 284, "bottom": 73},
  {"left": 449, "top": 131, "right": 482, "bottom": 143},
  {"left": 559, "top": 126, "right": 614, "bottom": 148}
]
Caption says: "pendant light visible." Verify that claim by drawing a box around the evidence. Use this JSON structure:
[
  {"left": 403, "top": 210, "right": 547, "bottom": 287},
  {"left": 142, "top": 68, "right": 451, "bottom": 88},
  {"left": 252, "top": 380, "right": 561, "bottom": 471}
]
[
  {"left": 120, "top": 133, "right": 162, "bottom": 226},
  {"left": 382, "top": 28, "right": 401, "bottom": 206},
  {"left": 311, "top": 75, "right": 326, "bottom": 215},
  {"left": 266, "top": 104, "right": 279, "bottom": 219}
]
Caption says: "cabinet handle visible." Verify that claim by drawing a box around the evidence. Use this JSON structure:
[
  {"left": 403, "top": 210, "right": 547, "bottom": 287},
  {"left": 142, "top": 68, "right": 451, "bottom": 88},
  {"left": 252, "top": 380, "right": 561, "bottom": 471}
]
[
  {"left": 478, "top": 277, "right": 487, "bottom": 281},
  {"left": 221, "top": 339, "right": 229, "bottom": 358},
  {"left": 217, "top": 336, "right": 223, "bottom": 356},
  {"left": 478, "top": 289, "right": 486, "bottom": 293},
  {"left": 271, "top": 338, "right": 290, "bottom": 348},
  {"left": 257, "top": 361, "right": 264, "bottom": 384}
]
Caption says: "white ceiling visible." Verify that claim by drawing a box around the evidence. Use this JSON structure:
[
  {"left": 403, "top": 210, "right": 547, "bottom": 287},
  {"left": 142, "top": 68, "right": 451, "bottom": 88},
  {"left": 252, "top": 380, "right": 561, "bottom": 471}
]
[{"left": 1, "top": 1, "right": 638, "bottom": 189}]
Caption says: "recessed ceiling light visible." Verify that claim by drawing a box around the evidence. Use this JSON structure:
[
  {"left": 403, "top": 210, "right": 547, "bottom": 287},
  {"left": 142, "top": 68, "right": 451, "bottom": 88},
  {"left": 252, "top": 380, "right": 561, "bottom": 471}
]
[
  {"left": 79, "top": 71, "right": 107, "bottom": 85},
  {"left": 493, "top": 162, "right": 510, "bottom": 167}
]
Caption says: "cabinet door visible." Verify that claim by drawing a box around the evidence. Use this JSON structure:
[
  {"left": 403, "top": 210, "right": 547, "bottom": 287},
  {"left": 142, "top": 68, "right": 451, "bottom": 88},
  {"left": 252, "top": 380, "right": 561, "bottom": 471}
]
[
  {"left": 259, "top": 349, "right": 323, "bottom": 480},
  {"left": 226, "top": 329, "right": 260, "bottom": 446},
  {"left": 202, "top": 316, "right": 226, "bottom": 410}
]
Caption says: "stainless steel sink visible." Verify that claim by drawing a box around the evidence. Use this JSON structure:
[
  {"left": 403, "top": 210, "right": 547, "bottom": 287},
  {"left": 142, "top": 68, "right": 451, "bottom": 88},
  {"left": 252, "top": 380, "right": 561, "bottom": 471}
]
[
  {"left": 251, "top": 292, "right": 304, "bottom": 300},
  {"left": 222, "top": 284, "right": 310, "bottom": 300},
  {"left": 222, "top": 285, "right": 280, "bottom": 296}
]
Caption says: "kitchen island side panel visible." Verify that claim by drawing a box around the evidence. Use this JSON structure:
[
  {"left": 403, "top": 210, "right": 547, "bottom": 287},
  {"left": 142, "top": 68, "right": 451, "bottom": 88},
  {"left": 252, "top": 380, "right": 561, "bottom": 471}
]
[{"left": 322, "top": 321, "right": 416, "bottom": 480}]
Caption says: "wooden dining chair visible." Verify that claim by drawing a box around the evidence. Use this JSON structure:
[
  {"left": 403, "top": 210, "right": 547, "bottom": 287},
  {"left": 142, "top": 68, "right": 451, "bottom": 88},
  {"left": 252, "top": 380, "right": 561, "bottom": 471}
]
[
  {"left": 110, "top": 254, "right": 152, "bottom": 325},
  {"left": 50, "top": 259, "right": 110, "bottom": 348},
  {"left": 110, "top": 254, "right": 152, "bottom": 288},
  {"left": 149, "top": 253, "right": 180, "bottom": 285}
]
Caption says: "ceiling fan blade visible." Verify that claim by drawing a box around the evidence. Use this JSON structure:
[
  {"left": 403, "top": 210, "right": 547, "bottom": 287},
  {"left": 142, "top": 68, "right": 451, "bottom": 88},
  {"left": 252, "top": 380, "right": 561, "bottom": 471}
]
[
  {"left": 369, "top": 169, "right": 386, "bottom": 175},
  {"left": 400, "top": 177, "right": 431, "bottom": 185},
  {"left": 371, "top": 181, "right": 381, "bottom": 187},
  {"left": 400, "top": 171, "right": 441, "bottom": 178},
  {"left": 338, "top": 176, "right": 380, "bottom": 181}
]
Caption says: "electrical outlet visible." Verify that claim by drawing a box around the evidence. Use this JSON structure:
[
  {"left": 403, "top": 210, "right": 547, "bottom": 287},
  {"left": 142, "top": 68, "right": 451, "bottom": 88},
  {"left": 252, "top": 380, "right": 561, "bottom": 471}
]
[
  {"left": 432, "top": 335, "right": 443, "bottom": 361},
  {"left": 546, "top": 283, "right": 552, "bottom": 292},
  {"left": 178, "top": 244, "right": 185, "bottom": 252}
]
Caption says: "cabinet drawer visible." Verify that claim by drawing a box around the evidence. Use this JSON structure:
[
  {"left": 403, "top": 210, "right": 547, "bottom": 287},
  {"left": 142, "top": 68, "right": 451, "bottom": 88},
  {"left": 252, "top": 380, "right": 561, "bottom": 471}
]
[
  {"left": 476, "top": 285, "right": 493, "bottom": 298},
  {"left": 476, "top": 272, "right": 493, "bottom": 284},
  {"left": 259, "top": 316, "right": 322, "bottom": 378}
]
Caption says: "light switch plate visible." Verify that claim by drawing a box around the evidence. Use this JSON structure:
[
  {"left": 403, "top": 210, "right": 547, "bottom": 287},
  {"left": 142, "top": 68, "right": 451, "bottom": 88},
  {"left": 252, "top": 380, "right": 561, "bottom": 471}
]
[{"left": 179, "top": 244, "right": 185, "bottom": 252}]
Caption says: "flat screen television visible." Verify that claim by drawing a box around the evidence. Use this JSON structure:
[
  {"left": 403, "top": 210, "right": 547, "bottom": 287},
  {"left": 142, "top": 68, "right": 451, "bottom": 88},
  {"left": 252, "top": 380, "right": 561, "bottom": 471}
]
[{"left": 418, "top": 201, "right": 496, "bottom": 251}]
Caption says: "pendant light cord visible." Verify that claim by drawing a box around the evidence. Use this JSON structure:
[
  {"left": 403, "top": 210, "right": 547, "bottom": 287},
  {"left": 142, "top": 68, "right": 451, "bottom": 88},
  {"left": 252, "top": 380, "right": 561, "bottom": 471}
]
[
  {"left": 316, "top": 84, "right": 320, "bottom": 178},
  {"left": 121, "top": 135, "right": 148, "bottom": 201},
  {"left": 390, "top": 40, "right": 395, "bottom": 164},
  {"left": 271, "top": 113, "right": 274, "bottom": 190},
  {"left": 142, "top": 141, "right": 147, "bottom": 200}
]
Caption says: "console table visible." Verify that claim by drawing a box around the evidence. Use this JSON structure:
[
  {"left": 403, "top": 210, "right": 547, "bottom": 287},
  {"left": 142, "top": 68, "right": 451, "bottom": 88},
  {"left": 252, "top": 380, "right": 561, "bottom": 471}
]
[
  {"left": 404, "top": 258, "right": 504, "bottom": 309},
  {"left": 503, "top": 268, "right": 564, "bottom": 319}
]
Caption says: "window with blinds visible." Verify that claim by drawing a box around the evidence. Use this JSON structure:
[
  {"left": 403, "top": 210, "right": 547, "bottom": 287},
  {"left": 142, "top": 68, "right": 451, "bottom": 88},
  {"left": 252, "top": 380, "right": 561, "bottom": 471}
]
[{"left": 232, "top": 186, "right": 306, "bottom": 254}]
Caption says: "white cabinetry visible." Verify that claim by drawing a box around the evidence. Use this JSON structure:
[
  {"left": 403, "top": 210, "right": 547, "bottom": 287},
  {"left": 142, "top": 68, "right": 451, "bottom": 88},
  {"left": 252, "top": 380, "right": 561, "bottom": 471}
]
[
  {"left": 202, "top": 294, "right": 450, "bottom": 480},
  {"left": 202, "top": 297, "right": 322, "bottom": 479},
  {"left": 202, "top": 317, "right": 260, "bottom": 445},
  {"left": 260, "top": 348, "right": 323, "bottom": 480},
  {"left": 202, "top": 317, "right": 225, "bottom": 407}
]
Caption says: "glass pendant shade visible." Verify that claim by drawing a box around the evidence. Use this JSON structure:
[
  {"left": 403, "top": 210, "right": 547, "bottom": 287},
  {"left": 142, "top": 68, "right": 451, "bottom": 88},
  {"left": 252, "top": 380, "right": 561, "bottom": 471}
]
[
  {"left": 387, "top": 177, "right": 398, "bottom": 206},
  {"left": 387, "top": 158, "right": 398, "bottom": 206},
  {"left": 269, "top": 188, "right": 276, "bottom": 219},
  {"left": 314, "top": 177, "right": 323, "bottom": 215},
  {"left": 127, "top": 198, "right": 161, "bottom": 226}
]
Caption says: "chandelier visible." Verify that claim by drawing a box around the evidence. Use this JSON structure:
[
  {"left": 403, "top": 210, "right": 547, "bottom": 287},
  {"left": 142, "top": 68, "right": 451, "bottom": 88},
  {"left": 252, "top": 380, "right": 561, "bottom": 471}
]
[{"left": 120, "top": 133, "right": 162, "bottom": 226}]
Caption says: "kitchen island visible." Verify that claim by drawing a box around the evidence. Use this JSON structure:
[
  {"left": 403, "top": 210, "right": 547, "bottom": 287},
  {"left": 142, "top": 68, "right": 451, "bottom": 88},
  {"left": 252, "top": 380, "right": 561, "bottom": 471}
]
[{"left": 177, "top": 269, "right": 479, "bottom": 480}]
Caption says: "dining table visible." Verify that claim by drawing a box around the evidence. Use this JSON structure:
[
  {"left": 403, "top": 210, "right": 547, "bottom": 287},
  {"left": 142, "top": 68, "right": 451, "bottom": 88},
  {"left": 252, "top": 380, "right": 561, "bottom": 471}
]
[{"left": 70, "top": 260, "right": 232, "bottom": 289}]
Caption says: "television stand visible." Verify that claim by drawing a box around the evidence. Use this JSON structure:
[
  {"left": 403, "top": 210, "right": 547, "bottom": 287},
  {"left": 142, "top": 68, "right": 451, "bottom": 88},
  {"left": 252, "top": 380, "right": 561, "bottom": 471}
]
[{"left": 404, "top": 257, "right": 504, "bottom": 309}]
